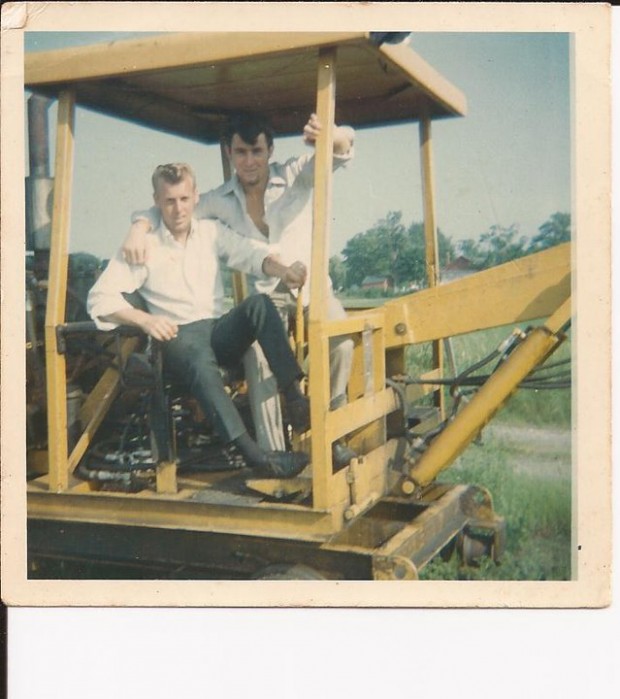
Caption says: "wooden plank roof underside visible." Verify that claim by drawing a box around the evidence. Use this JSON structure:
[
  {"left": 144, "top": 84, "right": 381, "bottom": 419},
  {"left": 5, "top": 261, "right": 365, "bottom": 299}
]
[{"left": 25, "top": 32, "right": 467, "bottom": 143}]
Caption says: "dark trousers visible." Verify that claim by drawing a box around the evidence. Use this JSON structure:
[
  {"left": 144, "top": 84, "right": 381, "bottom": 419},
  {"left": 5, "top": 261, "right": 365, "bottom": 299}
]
[{"left": 161, "top": 294, "right": 303, "bottom": 443}]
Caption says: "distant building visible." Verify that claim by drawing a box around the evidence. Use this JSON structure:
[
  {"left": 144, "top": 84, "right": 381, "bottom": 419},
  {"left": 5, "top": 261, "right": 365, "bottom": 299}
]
[
  {"left": 360, "top": 275, "right": 395, "bottom": 292},
  {"left": 441, "top": 256, "right": 476, "bottom": 283},
  {"left": 400, "top": 281, "right": 420, "bottom": 293}
]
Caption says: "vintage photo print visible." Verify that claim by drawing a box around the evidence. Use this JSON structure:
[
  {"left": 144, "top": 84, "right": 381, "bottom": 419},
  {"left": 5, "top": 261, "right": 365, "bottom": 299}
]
[{"left": 0, "top": 2, "right": 612, "bottom": 608}]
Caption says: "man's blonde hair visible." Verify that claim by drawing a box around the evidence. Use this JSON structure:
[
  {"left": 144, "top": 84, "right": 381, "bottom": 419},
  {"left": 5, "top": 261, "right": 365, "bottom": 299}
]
[{"left": 152, "top": 163, "right": 197, "bottom": 193}]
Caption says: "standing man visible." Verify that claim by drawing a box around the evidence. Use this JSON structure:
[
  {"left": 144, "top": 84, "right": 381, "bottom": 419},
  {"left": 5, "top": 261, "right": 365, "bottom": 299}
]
[
  {"left": 88, "top": 163, "right": 311, "bottom": 479},
  {"left": 123, "top": 114, "right": 356, "bottom": 467}
]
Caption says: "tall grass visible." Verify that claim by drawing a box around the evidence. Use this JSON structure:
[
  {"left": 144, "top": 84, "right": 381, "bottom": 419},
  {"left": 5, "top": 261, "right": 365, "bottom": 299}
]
[
  {"left": 420, "top": 430, "right": 572, "bottom": 580},
  {"left": 406, "top": 321, "right": 572, "bottom": 427}
]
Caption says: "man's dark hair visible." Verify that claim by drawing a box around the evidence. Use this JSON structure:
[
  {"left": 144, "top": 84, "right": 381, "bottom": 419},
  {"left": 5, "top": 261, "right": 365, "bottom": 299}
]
[{"left": 224, "top": 113, "right": 274, "bottom": 149}]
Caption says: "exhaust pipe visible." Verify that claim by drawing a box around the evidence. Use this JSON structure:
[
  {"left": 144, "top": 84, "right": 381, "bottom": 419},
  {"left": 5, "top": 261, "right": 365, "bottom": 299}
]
[{"left": 26, "top": 95, "right": 54, "bottom": 251}]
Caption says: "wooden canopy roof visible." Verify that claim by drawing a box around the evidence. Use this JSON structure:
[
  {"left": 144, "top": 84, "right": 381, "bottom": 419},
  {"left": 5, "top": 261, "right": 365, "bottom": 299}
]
[{"left": 25, "top": 32, "right": 467, "bottom": 143}]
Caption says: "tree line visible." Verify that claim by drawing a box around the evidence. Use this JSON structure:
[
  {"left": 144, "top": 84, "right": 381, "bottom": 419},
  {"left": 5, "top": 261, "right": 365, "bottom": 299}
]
[{"left": 330, "top": 211, "right": 570, "bottom": 295}]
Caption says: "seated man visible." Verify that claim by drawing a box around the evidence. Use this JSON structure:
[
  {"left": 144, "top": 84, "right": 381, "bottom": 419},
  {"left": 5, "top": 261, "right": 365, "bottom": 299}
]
[
  {"left": 87, "top": 163, "right": 310, "bottom": 479},
  {"left": 123, "top": 113, "right": 356, "bottom": 467}
]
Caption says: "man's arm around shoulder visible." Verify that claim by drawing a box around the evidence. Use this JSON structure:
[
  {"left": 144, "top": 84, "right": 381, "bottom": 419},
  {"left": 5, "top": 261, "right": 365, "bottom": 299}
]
[{"left": 87, "top": 252, "right": 158, "bottom": 333}]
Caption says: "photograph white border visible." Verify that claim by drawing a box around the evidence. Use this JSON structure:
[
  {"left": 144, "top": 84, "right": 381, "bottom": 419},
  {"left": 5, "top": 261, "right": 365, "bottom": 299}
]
[{"left": 0, "top": 1, "right": 612, "bottom": 609}]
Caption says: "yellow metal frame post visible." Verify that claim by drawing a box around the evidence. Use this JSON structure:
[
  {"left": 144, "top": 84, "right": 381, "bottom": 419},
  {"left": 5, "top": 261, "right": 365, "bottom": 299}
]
[
  {"left": 383, "top": 243, "right": 571, "bottom": 347},
  {"left": 44, "top": 91, "right": 76, "bottom": 492},
  {"left": 419, "top": 109, "right": 444, "bottom": 415},
  {"left": 69, "top": 336, "right": 139, "bottom": 474},
  {"left": 308, "top": 47, "right": 337, "bottom": 510}
]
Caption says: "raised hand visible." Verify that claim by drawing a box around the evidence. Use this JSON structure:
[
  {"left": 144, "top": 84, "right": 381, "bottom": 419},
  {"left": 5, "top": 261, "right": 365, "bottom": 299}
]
[{"left": 302, "top": 113, "right": 322, "bottom": 146}]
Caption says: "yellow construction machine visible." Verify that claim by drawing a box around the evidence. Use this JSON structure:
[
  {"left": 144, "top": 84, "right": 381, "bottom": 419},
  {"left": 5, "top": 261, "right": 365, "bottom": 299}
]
[{"left": 24, "top": 33, "right": 570, "bottom": 580}]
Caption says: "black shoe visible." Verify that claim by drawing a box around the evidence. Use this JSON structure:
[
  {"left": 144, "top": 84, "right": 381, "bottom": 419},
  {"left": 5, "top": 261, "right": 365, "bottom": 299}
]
[
  {"left": 287, "top": 396, "right": 311, "bottom": 434},
  {"left": 332, "top": 441, "right": 357, "bottom": 469},
  {"left": 253, "top": 450, "right": 310, "bottom": 479}
]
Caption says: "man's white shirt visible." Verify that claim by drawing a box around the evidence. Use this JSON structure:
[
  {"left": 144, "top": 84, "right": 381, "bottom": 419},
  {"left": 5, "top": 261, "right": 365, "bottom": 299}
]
[
  {"left": 88, "top": 218, "right": 276, "bottom": 331},
  {"left": 132, "top": 151, "right": 353, "bottom": 306}
]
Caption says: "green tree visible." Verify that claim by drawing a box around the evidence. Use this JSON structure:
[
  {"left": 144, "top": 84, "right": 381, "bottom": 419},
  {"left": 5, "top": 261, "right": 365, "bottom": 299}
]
[
  {"left": 527, "top": 212, "right": 571, "bottom": 252},
  {"left": 457, "top": 213, "right": 571, "bottom": 271},
  {"left": 482, "top": 224, "right": 528, "bottom": 267},
  {"left": 342, "top": 212, "right": 454, "bottom": 291},
  {"left": 342, "top": 211, "right": 407, "bottom": 288},
  {"left": 457, "top": 224, "right": 527, "bottom": 269},
  {"left": 457, "top": 237, "right": 481, "bottom": 262},
  {"left": 393, "top": 222, "right": 425, "bottom": 287},
  {"left": 395, "top": 221, "right": 454, "bottom": 287}
]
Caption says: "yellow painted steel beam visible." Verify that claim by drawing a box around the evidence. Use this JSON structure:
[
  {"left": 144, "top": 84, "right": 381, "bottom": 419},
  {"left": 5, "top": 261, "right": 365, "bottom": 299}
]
[
  {"left": 384, "top": 243, "right": 571, "bottom": 347},
  {"left": 69, "top": 337, "right": 140, "bottom": 473},
  {"left": 308, "top": 46, "right": 337, "bottom": 510},
  {"left": 347, "top": 330, "right": 368, "bottom": 401},
  {"left": 545, "top": 297, "right": 572, "bottom": 335},
  {"left": 372, "top": 316, "right": 387, "bottom": 392},
  {"left": 44, "top": 91, "right": 75, "bottom": 492},
  {"left": 342, "top": 310, "right": 385, "bottom": 329},
  {"left": 68, "top": 386, "right": 119, "bottom": 474},
  {"left": 341, "top": 438, "right": 403, "bottom": 505},
  {"left": 25, "top": 33, "right": 366, "bottom": 87},
  {"left": 419, "top": 112, "right": 444, "bottom": 415},
  {"left": 28, "top": 437, "right": 404, "bottom": 543},
  {"left": 369, "top": 322, "right": 388, "bottom": 449},
  {"left": 307, "top": 318, "right": 331, "bottom": 508},
  {"left": 27, "top": 487, "right": 340, "bottom": 541},
  {"left": 346, "top": 438, "right": 404, "bottom": 510},
  {"left": 312, "top": 311, "right": 385, "bottom": 339},
  {"left": 156, "top": 461, "right": 178, "bottom": 495},
  {"left": 309, "top": 48, "right": 336, "bottom": 323},
  {"left": 323, "top": 316, "right": 388, "bottom": 463},
  {"left": 420, "top": 115, "right": 440, "bottom": 292},
  {"left": 77, "top": 337, "right": 138, "bottom": 427},
  {"left": 374, "top": 41, "right": 467, "bottom": 118},
  {"left": 372, "top": 485, "right": 482, "bottom": 577},
  {"left": 327, "top": 388, "right": 399, "bottom": 443},
  {"left": 25, "top": 34, "right": 467, "bottom": 147},
  {"left": 407, "top": 299, "right": 571, "bottom": 488}
]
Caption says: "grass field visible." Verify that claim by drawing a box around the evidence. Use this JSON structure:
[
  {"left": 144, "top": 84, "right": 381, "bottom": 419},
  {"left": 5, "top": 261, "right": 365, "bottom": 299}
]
[
  {"left": 406, "top": 321, "right": 572, "bottom": 427},
  {"left": 406, "top": 322, "right": 573, "bottom": 581},
  {"left": 419, "top": 424, "right": 572, "bottom": 580}
]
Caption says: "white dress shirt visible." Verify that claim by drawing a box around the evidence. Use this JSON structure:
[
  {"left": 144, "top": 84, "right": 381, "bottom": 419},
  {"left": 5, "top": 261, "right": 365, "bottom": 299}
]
[
  {"left": 132, "top": 151, "right": 352, "bottom": 305},
  {"left": 88, "top": 218, "right": 275, "bottom": 331}
]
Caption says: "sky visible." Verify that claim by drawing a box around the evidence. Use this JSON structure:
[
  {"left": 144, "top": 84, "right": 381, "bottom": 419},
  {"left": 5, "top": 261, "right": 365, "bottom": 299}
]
[{"left": 24, "top": 31, "right": 571, "bottom": 261}]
